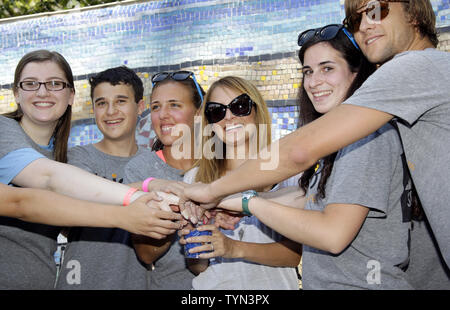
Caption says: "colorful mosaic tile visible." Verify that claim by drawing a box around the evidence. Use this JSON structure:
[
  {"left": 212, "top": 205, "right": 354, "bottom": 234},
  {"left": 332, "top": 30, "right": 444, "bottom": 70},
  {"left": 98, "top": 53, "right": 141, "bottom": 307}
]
[{"left": 0, "top": 0, "right": 448, "bottom": 147}]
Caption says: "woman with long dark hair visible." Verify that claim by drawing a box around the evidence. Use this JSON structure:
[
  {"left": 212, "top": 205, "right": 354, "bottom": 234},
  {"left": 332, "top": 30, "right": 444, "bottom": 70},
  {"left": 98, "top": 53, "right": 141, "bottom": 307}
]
[{"left": 217, "top": 24, "right": 417, "bottom": 289}]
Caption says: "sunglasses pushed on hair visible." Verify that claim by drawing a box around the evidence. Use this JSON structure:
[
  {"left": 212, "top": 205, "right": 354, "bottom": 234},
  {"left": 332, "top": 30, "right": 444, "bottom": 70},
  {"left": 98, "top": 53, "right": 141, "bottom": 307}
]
[
  {"left": 343, "top": 0, "right": 410, "bottom": 33},
  {"left": 151, "top": 70, "right": 204, "bottom": 103},
  {"left": 298, "top": 24, "right": 360, "bottom": 51},
  {"left": 205, "top": 93, "right": 256, "bottom": 124}
]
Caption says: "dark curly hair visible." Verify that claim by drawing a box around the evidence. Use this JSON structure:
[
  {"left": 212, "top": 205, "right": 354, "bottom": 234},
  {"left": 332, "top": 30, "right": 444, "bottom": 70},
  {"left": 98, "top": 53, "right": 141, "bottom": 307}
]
[{"left": 89, "top": 66, "right": 144, "bottom": 104}]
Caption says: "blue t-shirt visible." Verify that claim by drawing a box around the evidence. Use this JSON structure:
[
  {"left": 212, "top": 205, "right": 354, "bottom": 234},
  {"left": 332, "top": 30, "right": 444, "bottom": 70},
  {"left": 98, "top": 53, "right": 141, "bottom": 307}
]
[{"left": 0, "top": 148, "right": 45, "bottom": 184}]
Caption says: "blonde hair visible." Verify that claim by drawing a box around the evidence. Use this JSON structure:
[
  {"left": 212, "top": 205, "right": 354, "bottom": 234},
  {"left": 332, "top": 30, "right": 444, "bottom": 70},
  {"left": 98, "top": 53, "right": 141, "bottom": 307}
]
[{"left": 194, "top": 76, "right": 272, "bottom": 184}]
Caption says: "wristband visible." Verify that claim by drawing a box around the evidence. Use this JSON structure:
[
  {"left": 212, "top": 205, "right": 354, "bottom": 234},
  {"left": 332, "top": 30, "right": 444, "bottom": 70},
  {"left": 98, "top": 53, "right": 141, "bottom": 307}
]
[
  {"left": 242, "top": 190, "right": 258, "bottom": 216},
  {"left": 142, "top": 177, "right": 155, "bottom": 192},
  {"left": 123, "top": 188, "right": 139, "bottom": 206}
]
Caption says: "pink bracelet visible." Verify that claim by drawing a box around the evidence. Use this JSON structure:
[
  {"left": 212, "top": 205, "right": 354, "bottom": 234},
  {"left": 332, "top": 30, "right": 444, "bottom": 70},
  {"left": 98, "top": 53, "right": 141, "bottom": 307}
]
[
  {"left": 142, "top": 177, "right": 155, "bottom": 192},
  {"left": 123, "top": 188, "right": 139, "bottom": 206}
]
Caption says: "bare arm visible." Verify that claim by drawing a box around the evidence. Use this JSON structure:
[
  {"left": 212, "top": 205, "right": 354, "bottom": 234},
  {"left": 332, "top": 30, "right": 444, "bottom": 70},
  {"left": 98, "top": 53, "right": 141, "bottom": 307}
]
[
  {"left": 186, "top": 258, "right": 209, "bottom": 275},
  {"left": 229, "top": 238, "right": 301, "bottom": 267},
  {"left": 129, "top": 179, "right": 187, "bottom": 199},
  {"left": 132, "top": 234, "right": 175, "bottom": 265},
  {"left": 185, "top": 105, "right": 393, "bottom": 205},
  {"left": 219, "top": 197, "right": 369, "bottom": 254},
  {"left": 259, "top": 186, "right": 306, "bottom": 209},
  {"left": 11, "top": 158, "right": 146, "bottom": 205},
  {"left": 0, "top": 184, "right": 183, "bottom": 238}
]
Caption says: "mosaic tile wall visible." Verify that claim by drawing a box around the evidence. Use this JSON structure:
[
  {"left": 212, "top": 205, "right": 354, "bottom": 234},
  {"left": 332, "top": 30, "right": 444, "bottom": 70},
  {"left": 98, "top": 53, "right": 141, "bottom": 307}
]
[{"left": 0, "top": 0, "right": 449, "bottom": 147}]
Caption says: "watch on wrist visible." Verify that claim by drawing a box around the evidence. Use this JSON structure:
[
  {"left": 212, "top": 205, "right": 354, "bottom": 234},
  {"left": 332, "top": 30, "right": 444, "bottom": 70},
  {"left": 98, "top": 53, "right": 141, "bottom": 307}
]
[{"left": 242, "top": 190, "right": 258, "bottom": 216}]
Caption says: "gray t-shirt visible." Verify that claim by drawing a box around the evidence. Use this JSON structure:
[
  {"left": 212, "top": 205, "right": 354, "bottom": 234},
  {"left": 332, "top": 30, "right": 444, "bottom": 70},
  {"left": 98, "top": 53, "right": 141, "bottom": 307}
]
[
  {"left": 406, "top": 218, "right": 450, "bottom": 290},
  {"left": 344, "top": 48, "right": 450, "bottom": 267},
  {"left": 124, "top": 150, "right": 195, "bottom": 290},
  {"left": 55, "top": 144, "right": 151, "bottom": 290},
  {"left": 0, "top": 116, "right": 59, "bottom": 289},
  {"left": 184, "top": 167, "right": 300, "bottom": 290},
  {"left": 302, "top": 124, "right": 414, "bottom": 290}
]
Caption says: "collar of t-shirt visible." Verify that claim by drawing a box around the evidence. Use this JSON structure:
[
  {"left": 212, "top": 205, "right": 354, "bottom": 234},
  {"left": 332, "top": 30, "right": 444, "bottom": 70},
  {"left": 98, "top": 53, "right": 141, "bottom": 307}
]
[{"left": 38, "top": 136, "right": 55, "bottom": 151}]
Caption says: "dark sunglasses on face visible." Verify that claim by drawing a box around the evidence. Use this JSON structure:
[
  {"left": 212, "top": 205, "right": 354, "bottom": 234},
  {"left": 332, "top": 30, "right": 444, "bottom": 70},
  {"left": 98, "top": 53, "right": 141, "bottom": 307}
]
[
  {"left": 297, "top": 24, "right": 360, "bottom": 51},
  {"left": 151, "top": 70, "right": 204, "bottom": 103},
  {"left": 204, "top": 93, "right": 256, "bottom": 124},
  {"left": 343, "top": 0, "right": 410, "bottom": 33}
]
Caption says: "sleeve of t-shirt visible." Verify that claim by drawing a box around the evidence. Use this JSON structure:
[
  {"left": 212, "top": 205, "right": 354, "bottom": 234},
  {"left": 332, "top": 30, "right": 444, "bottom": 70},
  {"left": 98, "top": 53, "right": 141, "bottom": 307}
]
[
  {"left": 324, "top": 124, "right": 403, "bottom": 216},
  {"left": 0, "top": 116, "right": 36, "bottom": 158},
  {"left": 344, "top": 51, "right": 449, "bottom": 125},
  {"left": 0, "top": 148, "right": 45, "bottom": 184}
]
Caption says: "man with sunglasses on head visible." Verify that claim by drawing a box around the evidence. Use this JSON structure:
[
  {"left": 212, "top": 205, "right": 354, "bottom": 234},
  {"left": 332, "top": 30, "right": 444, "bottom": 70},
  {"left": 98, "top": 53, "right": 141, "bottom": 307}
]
[{"left": 183, "top": 0, "right": 450, "bottom": 279}]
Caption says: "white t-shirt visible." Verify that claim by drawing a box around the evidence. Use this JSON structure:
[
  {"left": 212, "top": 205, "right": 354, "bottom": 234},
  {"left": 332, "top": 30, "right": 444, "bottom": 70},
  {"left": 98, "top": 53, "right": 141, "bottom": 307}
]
[{"left": 184, "top": 167, "right": 300, "bottom": 290}]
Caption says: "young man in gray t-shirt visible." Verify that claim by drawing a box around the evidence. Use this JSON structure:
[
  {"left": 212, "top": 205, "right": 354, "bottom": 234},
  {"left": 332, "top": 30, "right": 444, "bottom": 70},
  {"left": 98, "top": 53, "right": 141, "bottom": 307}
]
[{"left": 56, "top": 66, "right": 152, "bottom": 289}]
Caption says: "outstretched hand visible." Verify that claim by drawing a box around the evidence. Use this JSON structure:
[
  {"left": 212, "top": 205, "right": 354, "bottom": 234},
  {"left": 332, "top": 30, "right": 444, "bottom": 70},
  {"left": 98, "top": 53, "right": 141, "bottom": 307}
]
[
  {"left": 121, "top": 192, "right": 185, "bottom": 239},
  {"left": 211, "top": 209, "right": 243, "bottom": 230},
  {"left": 182, "top": 182, "right": 222, "bottom": 209},
  {"left": 170, "top": 182, "right": 222, "bottom": 224},
  {"left": 217, "top": 193, "right": 242, "bottom": 213}
]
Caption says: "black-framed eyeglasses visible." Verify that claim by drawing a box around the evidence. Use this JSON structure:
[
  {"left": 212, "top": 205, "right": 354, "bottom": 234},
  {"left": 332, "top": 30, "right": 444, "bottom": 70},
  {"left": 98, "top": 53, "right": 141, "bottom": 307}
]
[
  {"left": 18, "top": 80, "right": 73, "bottom": 91},
  {"left": 298, "top": 24, "right": 360, "bottom": 51},
  {"left": 205, "top": 93, "right": 256, "bottom": 124},
  {"left": 151, "top": 70, "right": 204, "bottom": 103},
  {"left": 343, "top": 0, "right": 410, "bottom": 33}
]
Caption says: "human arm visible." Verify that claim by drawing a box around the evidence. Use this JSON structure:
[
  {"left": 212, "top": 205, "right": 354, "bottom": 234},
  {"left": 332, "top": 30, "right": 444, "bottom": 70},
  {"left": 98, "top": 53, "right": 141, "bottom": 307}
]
[
  {"left": 258, "top": 186, "right": 306, "bottom": 209},
  {"left": 219, "top": 197, "right": 368, "bottom": 254},
  {"left": 131, "top": 233, "right": 175, "bottom": 266},
  {"left": 217, "top": 125, "right": 400, "bottom": 254},
  {"left": 11, "top": 157, "right": 147, "bottom": 205},
  {"left": 184, "top": 105, "right": 392, "bottom": 205},
  {"left": 182, "top": 186, "right": 306, "bottom": 224},
  {"left": 186, "top": 257, "right": 209, "bottom": 275},
  {"left": 0, "top": 184, "right": 183, "bottom": 238},
  {"left": 131, "top": 191, "right": 190, "bottom": 265},
  {"left": 129, "top": 178, "right": 188, "bottom": 199}
]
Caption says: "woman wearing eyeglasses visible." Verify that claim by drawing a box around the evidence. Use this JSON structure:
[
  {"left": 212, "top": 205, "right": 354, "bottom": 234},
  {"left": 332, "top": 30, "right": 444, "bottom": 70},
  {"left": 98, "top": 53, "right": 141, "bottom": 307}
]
[
  {"left": 124, "top": 70, "right": 207, "bottom": 290},
  {"left": 178, "top": 76, "right": 302, "bottom": 290},
  {"left": 213, "top": 25, "right": 422, "bottom": 289},
  {"left": 0, "top": 50, "right": 183, "bottom": 289}
]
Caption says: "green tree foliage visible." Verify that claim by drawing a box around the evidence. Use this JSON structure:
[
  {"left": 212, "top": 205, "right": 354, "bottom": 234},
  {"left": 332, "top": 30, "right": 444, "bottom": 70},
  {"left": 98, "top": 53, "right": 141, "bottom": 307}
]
[{"left": 0, "top": 0, "right": 125, "bottom": 19}]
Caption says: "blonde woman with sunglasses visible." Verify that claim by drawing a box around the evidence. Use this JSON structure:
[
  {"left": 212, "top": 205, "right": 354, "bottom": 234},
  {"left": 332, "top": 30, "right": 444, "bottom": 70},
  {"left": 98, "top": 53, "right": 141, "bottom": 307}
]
[{"left": 179, "top": 76, "right": 302, "bottom": 290}]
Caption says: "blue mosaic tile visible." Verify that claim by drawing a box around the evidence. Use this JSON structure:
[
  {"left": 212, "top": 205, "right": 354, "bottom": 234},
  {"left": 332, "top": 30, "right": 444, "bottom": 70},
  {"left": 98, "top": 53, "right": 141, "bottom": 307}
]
[
  {"left": 1, "top": 0, "right": 447, "bottom": 85},
  {"left": 1, "top": 0, "right": 448, "bottom": 146}
]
